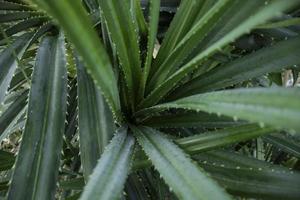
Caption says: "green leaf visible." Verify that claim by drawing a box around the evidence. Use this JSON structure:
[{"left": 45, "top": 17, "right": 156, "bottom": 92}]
[
  {"left": 149, "top": 0, "right": 206, "bottom": 83},
  {"left": 141, "top": 111, "right": 244, "bottom": 128},
  {"left": 139, "top": 0, "right": 300, "bottom": 108},
  {"left": 0, "top": 0, "right": 32, "bottom": 11},
  {"left": 187, "top": 1, "right": 266, "bottom": 61},
  {"left": 76, "top": 56, "right": 115, "bottom": 181},
  {"left": 131, "top": 0, "right": 147, "bottom": 37},
  {"left": 263, "top": 133, "right": 300, "bottom": 158},
  {"left": 125, "top": 173, "right": 151, "bottom": 200},
  {"left": 147, "top": 0, "right": 233, "bottom": 92},
  {"left": 0, "top": 90, "right": 28, "bottom": 142},
  {"left": 98, "top": 0, "right": 142, "bottom": 110},
  {"left": 132, "top": 124, "right": 275, "bottom": 170},
  {"left": 0, "top": 17, "right": 48, "bottom": 40},
  {"left": 80, "top": 127, "right": 135, "bottom": 200},
  {"left": 195, "top": 151, "right": 300, "bottom": 200},
  {"left": 0, "top": 11, "right": 42, "bottom": 23},
  {"left": 66, "top": 192, "right": 82, "bottom": 200},
  {"left": 60, "top": 177, "right": 85, "bottom": 191},
  {"left": 8, "top": 67, "right": 32, "bottom": 91},
  {"left": 83, "top": 0, "right": 99, "bottom": 12},
  {"left": 139, "top": 0, "right": 160, "bottom": 100},
  {"left": 176, "top": 124, "right": 275, "bottom": 154},
  {"left": 132, "top": 126, "right": 232, "bottom": 200},
  {"left": 0, "top": 32, "right": 33, "bottom": 105},
  {"left": 169, "top": 36, "right": 300, "bottom": 99},
  {"left": 8, "top": 33, "right": 68, "bottom": 200},
  {"left": 0, "top": 150, "right": 15, "bottom": 171},
  {"left": 137, "top": 88, "right": 300, "bottom": 132},
  {"left": 257, "top": 17, "right": 300, "bottom": 29},
  {"left": 32, "top": 0, "right": 121, "bottom": 121}
]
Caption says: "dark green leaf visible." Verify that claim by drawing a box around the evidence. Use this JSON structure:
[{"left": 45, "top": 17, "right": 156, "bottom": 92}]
[
  {"left": 176, "top": 124, "right": 275, "bottom": 154},
  {"left": 0, "top": 90, "right": 28, "bottom": 142},
  {"left": 0, "top": 150, "right": 15, "bottom": 171},
  {"left": 263, "top": 133, "right": 300, "bottom": 158},
  {"left": 139, "top": 0, "right": 160, "bottom": 101},
  {"left": 8, "top": 33, "right": 68, "bottom": 200},
  {"left": 195, "top": 151, "right": 300, "bottom": 200},
  {"left": 76, "top": 56, "right": 115, "bottom": 181},
  {"left": 0, "top": 33, "right": 33, "bottom": 105}
]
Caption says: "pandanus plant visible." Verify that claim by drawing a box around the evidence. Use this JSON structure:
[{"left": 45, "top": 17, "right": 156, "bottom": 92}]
[{"left": 1, "top": 0, "right": 300, "bottom": 199}]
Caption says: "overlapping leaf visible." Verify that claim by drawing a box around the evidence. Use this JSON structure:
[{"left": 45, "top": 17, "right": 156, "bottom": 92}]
[
  {"left": 139, "top": 0, "right": 300, "bottom": 108},
  {"left": 80, "top": 128, "right": 135, "bottom": 200},
  {"left": 132, "top": 126, "right": 232, "bottom": 200},
  {"left": 32, "top": 0, "right": 121, "bottom": 121}
]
